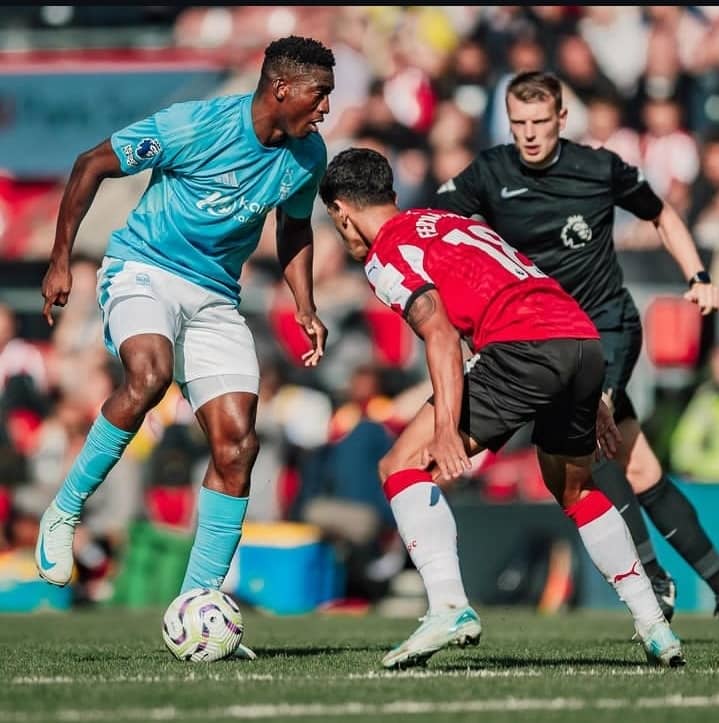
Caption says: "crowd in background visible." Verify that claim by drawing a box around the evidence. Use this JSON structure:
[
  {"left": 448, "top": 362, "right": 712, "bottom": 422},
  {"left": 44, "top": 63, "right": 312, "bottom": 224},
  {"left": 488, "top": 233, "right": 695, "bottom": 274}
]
[{"left": 2, "top": 5, "right": 719, "bottom": 607}]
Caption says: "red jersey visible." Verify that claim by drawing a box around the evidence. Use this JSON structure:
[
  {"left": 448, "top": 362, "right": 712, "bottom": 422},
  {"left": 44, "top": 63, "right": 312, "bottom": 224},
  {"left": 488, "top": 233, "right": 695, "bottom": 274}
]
[{"left": 365, "top": 209, "right": 599, "bottom": 351}]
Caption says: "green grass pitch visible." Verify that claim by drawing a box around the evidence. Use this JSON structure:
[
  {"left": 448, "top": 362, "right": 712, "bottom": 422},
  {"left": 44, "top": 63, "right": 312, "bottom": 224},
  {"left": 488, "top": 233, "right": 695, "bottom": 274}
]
[{"left": 1, "top": 606, "right": 718, "bottom": 722}]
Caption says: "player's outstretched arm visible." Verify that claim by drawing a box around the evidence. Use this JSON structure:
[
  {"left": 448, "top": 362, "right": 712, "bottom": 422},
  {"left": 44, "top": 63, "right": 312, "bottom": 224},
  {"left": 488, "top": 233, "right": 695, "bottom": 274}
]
[
  {"left": 652, "top": 201, "right": 719, "bottom": 315},
  {"left": 406, "top": 289, "right": 471, "bottom": 481},
  {"left": 42, "top": 139, "right": 124, "bottom": 326},
  {"left": 275, "top": 208, "right": 327, "bottom": 366}
]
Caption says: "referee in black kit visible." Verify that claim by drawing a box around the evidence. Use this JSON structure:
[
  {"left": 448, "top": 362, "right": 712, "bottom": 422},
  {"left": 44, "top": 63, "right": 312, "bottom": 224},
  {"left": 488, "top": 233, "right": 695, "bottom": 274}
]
[{"left": 433, "top": 70, "right": 719, "bottom": 620}]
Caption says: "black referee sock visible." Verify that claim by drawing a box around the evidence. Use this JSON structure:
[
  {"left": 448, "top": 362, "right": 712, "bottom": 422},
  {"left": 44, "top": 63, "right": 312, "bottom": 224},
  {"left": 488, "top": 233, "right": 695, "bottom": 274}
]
[
  {"left": 638, "top": 475, "right": 719, "bottom": 595},
  {"left": 591, "top": 459, "right": 663, "bottom": 579}
]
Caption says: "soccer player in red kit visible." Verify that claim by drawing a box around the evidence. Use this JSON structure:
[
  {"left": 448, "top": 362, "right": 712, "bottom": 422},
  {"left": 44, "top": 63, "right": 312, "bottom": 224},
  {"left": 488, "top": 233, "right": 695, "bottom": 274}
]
[{"left": 319, "top": 147, "right": 684, "bottom": 670}]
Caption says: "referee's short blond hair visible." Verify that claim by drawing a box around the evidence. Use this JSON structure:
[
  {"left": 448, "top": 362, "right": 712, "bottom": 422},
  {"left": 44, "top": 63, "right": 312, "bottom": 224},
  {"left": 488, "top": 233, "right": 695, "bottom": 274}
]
[{"left": 506, "top": 71, "right": 563, "bottom": 113}]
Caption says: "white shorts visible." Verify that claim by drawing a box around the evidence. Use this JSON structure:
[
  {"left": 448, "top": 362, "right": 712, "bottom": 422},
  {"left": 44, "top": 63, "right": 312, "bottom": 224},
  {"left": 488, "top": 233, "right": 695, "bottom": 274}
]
[{"left": 97, "top": 258, "right": 259, "bottom": 411}]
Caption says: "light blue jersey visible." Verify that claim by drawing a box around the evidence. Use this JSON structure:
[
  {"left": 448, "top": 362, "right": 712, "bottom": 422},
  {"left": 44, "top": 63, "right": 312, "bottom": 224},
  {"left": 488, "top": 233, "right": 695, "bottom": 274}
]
[{"left": 107, "top": 93, "right": 326, "bottom": 302}]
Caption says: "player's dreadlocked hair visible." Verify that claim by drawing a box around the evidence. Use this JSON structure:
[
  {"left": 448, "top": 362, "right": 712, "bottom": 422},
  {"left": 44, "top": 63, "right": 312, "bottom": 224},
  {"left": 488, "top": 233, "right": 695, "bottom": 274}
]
[
  {"left": 319, "top": 148, "right": 396, "bottom": 208},
  {"left": 506, "top": 71, "right": 563, "bottom": 113},
  {"left": 259, "top": 36, "right": 335, "bottom": 89}
]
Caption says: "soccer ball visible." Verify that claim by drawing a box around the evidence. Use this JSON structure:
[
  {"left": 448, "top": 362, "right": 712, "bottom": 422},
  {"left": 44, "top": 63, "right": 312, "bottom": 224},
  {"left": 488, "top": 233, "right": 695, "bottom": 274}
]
[{"left": 162, "top": 588, "right": 244, "bottom": 662}]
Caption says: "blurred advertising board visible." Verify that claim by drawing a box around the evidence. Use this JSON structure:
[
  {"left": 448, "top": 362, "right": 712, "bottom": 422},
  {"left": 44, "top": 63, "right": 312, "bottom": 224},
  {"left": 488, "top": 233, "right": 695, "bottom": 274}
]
[{"left": 0, "top": 49, "right": 229, "bottom": 178}]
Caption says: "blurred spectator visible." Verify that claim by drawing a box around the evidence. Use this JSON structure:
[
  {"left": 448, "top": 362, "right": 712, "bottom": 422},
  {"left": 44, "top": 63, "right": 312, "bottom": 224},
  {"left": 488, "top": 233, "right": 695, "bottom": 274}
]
[
  {"left": 581, "top": 95, "right": 642, "bottom": 167},
  {"left": 354, "top": 78, "right": 427, "bottom": 154},
  {"left": 291, "top": 364, "right": 401, "bottom": 602},
  {"left": 428, "top": 143, "right": 475, "bottom": 194},
  {"left": 0, "top": 303, "right": 48, "bottom": 396},
  {"left": 50, "top": 254, "right": 103, "bottom": 357},
  {"left": 473, "top": 6, "right": 539, "bottom": 68},
  {"left": 244, "top": 360, "right": 293, "bottom": 523},
  {"left": 427, "top": 101, "right": 476, "bottom": 155},
  {"left": 689, "top": 134, "right": 719, "bottom": 251},
  {"left": 268, "top": 219, "right": 372, "bottom": 390},
  {"left": 578, "top": 6, "right": 648, "bottom": 97},
  {"left": 391, "top": 147, "right": 433, "bottom": 211},
  {"left": 327, "top": 363, "right": 394, "bottom": 441},
  {"left": 50, "top": 254, "right": 110, "bottom": 399},
  {"left": 581, "top": 94, "right": 643, "bottom": 246},
  {"left": 1, "top": 373, "right": 48, "bottom": 456},
  {"left": 172, "top": 5, "right": 334, "bottom": 60},
  {"left": 144, "top": 422, "right": 206, "bottom": 531},
  {"left": 690, "top": 15, "right": 719, "bottom": 135},
  {"left": 639, "top": 97, "right": 700, "bottom": 212},
  {"left": 644, "top": 6, "right": 715, "bottom": 77},
  {"left": 670, "top": 345, "right": 719, "bottom": 482},
  {"left": 382, "top": 59, "right": 437, "bottom": 137},
  {"left": 555, "top": 33, "right": 619, "bottom": 108},
  {"left": 627, "top": 24, "right": 696, "bottom": 131},
  {"left": 0, "top": 419, "right": 29, "bottom": 541},
  {"left": 525, "top": 6, "right": 580, "bottom": 66},
  {"left": 322, "top": 7, "right": 373, "bottom": 146},
  {"left": 124, "top": 381, "right": 196, "bottom": 465},
  {"left": 434, "top": 37, "right": 492, "bottom": 146},
  {"left": 617, "top": 95, "right": 702, "bottom": 251}
]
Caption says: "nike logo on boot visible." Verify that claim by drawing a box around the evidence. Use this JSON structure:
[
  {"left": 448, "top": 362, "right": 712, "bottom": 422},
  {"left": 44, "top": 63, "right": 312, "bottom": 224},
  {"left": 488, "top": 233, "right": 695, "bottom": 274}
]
[{"left": 39, "top": 535, "right": 56, "bottom": 570}]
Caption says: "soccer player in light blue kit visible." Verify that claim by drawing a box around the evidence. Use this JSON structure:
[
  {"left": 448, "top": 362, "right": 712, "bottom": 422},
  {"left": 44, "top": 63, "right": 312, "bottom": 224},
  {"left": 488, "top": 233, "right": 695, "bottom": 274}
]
[{"left": 36, "top": 37, "right": 335, "bottom": 617}]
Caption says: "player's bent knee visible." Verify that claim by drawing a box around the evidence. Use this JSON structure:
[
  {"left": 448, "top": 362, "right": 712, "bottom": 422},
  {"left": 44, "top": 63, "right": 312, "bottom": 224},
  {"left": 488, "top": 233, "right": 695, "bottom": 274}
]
[
  {"left": 124, "top": 366, "right": 173, "bottom": 409},
  {"left": 211, "top": 430, "right": 260, "bottom": 475},
  {"left": 378, "top": 452, "right": 408, "bottom": 484}
]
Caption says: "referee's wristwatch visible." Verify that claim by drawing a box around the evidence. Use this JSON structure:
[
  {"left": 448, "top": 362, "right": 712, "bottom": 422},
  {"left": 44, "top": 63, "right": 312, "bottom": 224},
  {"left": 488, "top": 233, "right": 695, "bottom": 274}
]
[{"left": 688, "top": 270, "right": 711, "bottom": 287}]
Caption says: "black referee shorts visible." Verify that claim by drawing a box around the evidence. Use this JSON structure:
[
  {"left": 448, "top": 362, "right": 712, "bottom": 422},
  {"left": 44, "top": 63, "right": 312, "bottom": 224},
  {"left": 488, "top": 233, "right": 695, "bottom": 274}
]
[{"left": 452, "top": 338, "right": 606, "bottom": 457}]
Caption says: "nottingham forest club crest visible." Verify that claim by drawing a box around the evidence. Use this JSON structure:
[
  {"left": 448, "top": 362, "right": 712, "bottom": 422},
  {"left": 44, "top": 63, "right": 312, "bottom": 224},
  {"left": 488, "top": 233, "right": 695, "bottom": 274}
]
[{"left": 560, "top": 214, "right": 592, "bottom": 250}]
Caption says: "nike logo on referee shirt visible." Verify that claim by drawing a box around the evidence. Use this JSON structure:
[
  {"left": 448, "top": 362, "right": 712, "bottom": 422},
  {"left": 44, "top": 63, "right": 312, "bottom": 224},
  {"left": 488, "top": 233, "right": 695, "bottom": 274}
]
[{"left": 501, "top": 186, "right": 529, "bottom": 198}]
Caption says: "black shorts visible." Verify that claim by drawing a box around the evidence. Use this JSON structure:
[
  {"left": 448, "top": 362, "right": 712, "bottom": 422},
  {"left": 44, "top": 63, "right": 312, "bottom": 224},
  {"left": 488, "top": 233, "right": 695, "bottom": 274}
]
[
  {"left": 450, "top": 338, "right": 605, "bottom": 456},
  {"left": 593, "top": 290, "right": 642, "bottom": 424}
]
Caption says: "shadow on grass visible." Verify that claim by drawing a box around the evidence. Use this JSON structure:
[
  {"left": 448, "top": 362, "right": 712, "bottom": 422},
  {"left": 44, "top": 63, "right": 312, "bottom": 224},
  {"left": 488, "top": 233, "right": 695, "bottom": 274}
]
[
  {"left": 70, "top": 652, "right": 169, "bottom": 663},
  {"left": 255, "top": 645, "right": 387, "bottom": 658},
  {"left": 435, "top": 654, "right": 647, "bottom": 670}
]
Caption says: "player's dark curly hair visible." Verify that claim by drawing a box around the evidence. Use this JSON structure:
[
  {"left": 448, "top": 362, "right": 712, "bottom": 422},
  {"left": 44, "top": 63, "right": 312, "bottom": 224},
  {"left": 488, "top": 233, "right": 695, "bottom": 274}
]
[
  {"left": 507, "top": 71, "right": 563, "bottom": 113},
  {"left": 260, "top": 36, "right": 335, "bottom": 87},
  {"left": 319, "top": 148, "right": 396, "bottom": 208}
]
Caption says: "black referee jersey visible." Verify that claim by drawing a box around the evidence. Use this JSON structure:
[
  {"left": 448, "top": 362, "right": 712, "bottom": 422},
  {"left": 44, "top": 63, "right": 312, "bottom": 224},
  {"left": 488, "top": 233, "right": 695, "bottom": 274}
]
[{"left": 432, "top": 138, "right": 664, "bottom": 329}]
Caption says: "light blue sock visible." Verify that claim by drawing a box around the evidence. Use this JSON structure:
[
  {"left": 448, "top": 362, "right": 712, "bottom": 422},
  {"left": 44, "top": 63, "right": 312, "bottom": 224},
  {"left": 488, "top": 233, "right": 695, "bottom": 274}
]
[
  {"left": 55, "top": 413, "right": 136, "bottom": 516},
  {"left": 180, "top": 487, "right": 248, "bottom": 593}
]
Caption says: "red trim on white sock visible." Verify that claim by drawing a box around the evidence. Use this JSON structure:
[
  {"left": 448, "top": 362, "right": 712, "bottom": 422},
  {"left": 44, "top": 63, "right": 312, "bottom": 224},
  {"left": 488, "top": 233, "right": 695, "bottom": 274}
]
[
  {"left": 383, "top": 468, "right": 433, "bottom": 502},
  {"left": 564, "top": 489, "right": 613, "bottom": 527}
]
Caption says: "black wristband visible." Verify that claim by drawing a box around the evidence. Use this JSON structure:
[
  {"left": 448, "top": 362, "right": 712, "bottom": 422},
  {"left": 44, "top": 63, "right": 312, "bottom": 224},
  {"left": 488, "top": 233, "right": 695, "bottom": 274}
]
[{"left": 689, "top": 270, "right": 711, "bottom": 287}]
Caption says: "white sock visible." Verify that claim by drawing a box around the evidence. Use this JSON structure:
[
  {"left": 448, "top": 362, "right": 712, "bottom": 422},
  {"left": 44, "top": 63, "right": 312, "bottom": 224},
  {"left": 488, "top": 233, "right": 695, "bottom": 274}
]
[
  {"left": 384, "top": 469, "right": 469, "bottom": 614},
  {"left": 566, "top": 490, "right": 665, "bottom": 636}
]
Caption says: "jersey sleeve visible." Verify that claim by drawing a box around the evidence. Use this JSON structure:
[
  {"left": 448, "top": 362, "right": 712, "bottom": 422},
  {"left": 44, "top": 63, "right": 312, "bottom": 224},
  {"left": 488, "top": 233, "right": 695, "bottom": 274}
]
[
  {"left": 280, "top": 172, "right": 320, "bottom": 219},
  {"left": 110, "top": 101, "right": 201, "bottom": 175},
  {"left": 280, "top": 139, "right": 327, "bottom": 219},
  {"left": 609, "top": 151, "right": 663, "bottom": 220},
  {"left": 365, "top": 244, "right": 436, "bottom": 319},
  {"left": 431, "top": 158, "right": 485, "bottom": 217}
]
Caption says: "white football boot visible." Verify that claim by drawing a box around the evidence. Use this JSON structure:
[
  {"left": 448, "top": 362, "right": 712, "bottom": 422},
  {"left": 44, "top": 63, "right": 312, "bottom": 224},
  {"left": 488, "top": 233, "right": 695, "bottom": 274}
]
[
  {"left": 382, "top": 606, "right": 482, "bottom": 669},
  {"left": 35, "top": 501, "right": 79, "bottom": 586},
  {"left": 637, "top": 620, "right": 685, "bottom": 667}
]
